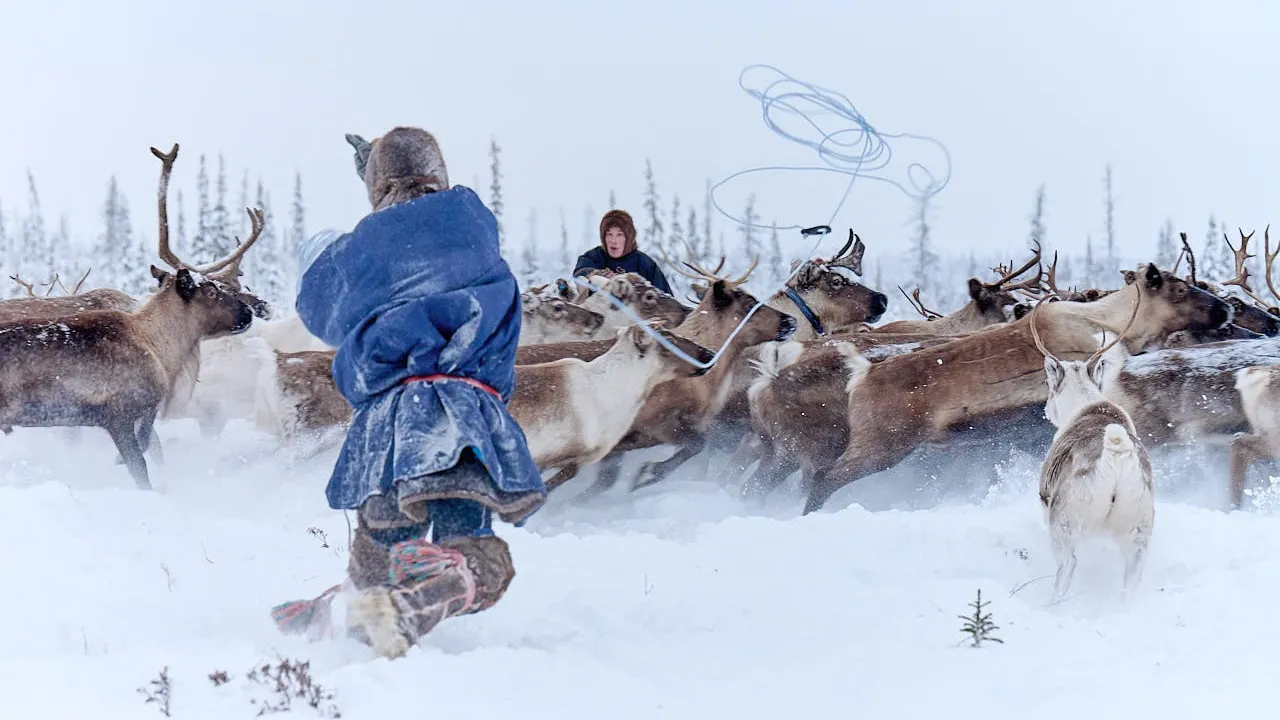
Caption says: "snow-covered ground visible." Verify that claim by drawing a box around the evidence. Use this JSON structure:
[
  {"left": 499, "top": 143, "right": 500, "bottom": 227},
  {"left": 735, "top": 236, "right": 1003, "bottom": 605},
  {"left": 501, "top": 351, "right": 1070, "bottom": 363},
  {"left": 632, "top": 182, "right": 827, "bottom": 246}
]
[{"left": 3, "top": 419, "right": 1280, "bottom": 719}]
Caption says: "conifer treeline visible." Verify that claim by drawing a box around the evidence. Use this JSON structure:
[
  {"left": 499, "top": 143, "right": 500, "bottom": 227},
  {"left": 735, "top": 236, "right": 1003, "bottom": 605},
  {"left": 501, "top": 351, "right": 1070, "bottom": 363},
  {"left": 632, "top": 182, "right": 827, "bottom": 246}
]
[{"left": 0, "top": 149, "right": 1248, "bottom": 321}]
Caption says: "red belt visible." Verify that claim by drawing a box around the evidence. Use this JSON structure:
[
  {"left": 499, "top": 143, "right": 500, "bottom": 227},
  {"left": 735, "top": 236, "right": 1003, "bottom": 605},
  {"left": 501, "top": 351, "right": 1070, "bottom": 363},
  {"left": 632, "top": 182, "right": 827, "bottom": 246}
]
[{"left": 402, "top": 373, "right": 502, "bottom": 400}]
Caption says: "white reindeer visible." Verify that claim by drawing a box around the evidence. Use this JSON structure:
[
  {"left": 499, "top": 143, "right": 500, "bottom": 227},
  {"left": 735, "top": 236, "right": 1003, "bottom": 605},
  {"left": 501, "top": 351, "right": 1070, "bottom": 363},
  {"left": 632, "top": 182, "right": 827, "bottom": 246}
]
[
  {"left": 1029, "top": 295, "right": 1154, "bottom": 601},
  {"left": 507, "top": 322, "right": 714, "bottom": 491}
]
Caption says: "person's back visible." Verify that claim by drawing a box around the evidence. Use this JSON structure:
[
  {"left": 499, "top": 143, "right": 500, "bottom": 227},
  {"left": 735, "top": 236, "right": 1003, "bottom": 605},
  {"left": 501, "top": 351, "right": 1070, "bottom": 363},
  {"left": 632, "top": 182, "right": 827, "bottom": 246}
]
[
  {"left": 271, "top": 126, "right": 545, "bottom": 659},
  {"left": 573, "top": 209, "right": 673, "bottom": 295}
]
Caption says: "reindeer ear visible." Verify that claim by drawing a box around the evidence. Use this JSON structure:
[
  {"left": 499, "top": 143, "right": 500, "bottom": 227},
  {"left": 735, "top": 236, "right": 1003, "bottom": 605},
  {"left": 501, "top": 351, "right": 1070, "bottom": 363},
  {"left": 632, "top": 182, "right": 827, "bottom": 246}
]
[
  {"left": 175, "top": 268, "right": 199, "bottom": 301},
  {"left": 1088, "top": 356, "right": 1108, "bottom": 389},
  {"left": 345, "top": 133, "right": 373, "bottom": 180},
  {"left": 1120, "top": 270, "right": 1137, "bottom": 286},
  {"left": 150, "top": 265, "right": 168, "bottom": 285},
  {"left": 847, "top": 233, "right": 866, "bottom": 276},
  {"left": 1142, "top": 263, "right": 1163, "bottom": 290},
  {"left": 632, "top": 324, "right": 656, "bottom": 352},
  {"left": 711, "top": 280, "right": 732, "bottom": 309},
  {"left": 555, "top": 278, "right": 572, "bottom": 299},
  {"left": 1043, "top": 356, "right": 1064, "bottom": 390},
  {"left": 967, "top": 277, "right": 984, "bottom": 300}
]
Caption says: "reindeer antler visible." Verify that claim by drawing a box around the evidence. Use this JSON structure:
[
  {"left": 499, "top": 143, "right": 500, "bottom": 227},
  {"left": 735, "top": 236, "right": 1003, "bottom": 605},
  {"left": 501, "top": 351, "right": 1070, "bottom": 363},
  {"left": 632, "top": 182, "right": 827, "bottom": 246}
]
[
  {"left": 41, "top": 273, "right": 59, "bottom": 297},
  {"left": 820, "top": 230, "right": 865, "bottom": 276},
  {"left": 897, "top": 285, "right": 943, "bottom": 320},
  {"left": 1221, "top": 228, "right": 1274, "bottom": 309},
  {"left": 1082, "top": 288, "right": 1141, "bottom": 376},
  {"left": 151, "top": 143, "right": 265, "bottom": 282},
  {"left": 1262, "top": 224, "right": 1280, "bottom": 308},
  {"left": 1027, "top": 295, "right": 1058, "bottom": 363},
  {"left": 986, "top": 239, "right": 1045, "bottom": 296},
  {"left": 9, "top": 274, "right": 36, "bottom": 298},
  {"left": 1174, "top": 232, "right": 1197, "bottom": 285},
  {"left": 65, "top": 268, "right": 91, "bottom": 295}
]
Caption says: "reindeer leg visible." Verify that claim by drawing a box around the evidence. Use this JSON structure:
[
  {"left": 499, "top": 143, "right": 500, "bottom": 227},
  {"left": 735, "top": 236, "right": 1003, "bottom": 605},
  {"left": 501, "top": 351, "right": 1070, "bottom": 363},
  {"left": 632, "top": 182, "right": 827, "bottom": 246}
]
[
  {"left": 1119, "top": 525, "right": 1150, "bottom": 601},
  {"left": 1050, "top": 519, "right": 1078, "bottom": 601},
  {"left": 1228, "top": 432, "right": 1273, "bottom": 509},
  {"left": 740, "top": 441, "right": 799, "bottom": 500},
  {"left": 543, "top": 464, "right": 580, "bottom": 492},
  {"left": 135, "top": 411, "right": 164, "bottom": 466},
  {"left": 632, "top": 435, "right": 708, "bottom": 491},
  {"left": 807, "top": 432, "right": 919, "bottom": 514},
  {"left": 576, "top": 454, "right": 625, "bottom": 501},
  {"left": 106, "top": 422, "right": 151, "bottom": 490}
]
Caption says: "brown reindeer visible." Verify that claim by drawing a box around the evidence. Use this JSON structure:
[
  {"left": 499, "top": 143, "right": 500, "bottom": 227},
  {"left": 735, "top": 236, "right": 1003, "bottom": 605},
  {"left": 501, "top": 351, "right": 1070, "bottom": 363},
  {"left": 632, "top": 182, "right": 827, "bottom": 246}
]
[
  {"left": 705, "top": 233, "right": 891, "bottom": 472},
  {"left": 509, "top": 323, "right": 714, "bottom": 490},
  {"left": 739, "top": 329, "right": 959, "bottom": 499},
  {"left": 0, "top": 273, "right": 138, "bottom": 323},
  {"left": 872, "top": 242, "right": 1045, "bottom": 336},
  {"left": 254, "top": 343, "right": 354, "bottom": 440},
  {"left": 0, "top": 144, "right": 258, "bottom": 488},
  {"left": 801, "top": 263, "right": 1230, "bottom": 514}
]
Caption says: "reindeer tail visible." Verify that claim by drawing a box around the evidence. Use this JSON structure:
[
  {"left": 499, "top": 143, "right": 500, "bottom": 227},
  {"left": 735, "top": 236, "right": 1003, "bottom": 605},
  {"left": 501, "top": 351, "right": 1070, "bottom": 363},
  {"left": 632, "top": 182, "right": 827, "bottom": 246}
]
[
  {"left": 1103, "top": 424, "right": 1134, "bottom": 454},
  {"left": 835, "top": 342, "right": 871, "bottom": 394}
]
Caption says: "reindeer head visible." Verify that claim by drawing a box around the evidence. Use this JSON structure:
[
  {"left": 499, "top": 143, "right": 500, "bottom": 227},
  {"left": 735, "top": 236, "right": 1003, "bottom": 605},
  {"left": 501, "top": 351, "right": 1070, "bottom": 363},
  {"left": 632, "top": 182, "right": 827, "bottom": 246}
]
[
  {"left": 674, "top": 255, "right": 797, "bottom": 345},
  {"left": 978, "top": 241, "right": 1048, "bottom": 322},
  {"left": 1029, "top": 296, "right": 1136, "bottom": 429},
  {"left": 581, "top": 273, "right": 690, "bottom": 328},
  {"left": 787, "top": 230, "right": 889, "bottom": 327},
  {"left": 148, "top": 144, "right": 257, "bottom": 336},
  {"left": 521, "top": 291, "right": 606, "bottom": 341},
  {"left": 1182, "top": 226, "right": 1280, "bottom": 337},
  {"left": 617, "top": 322, "right": 716, "bottom": 380},
  {"left": 1119, "top": 262, "right": 1232, "bottom": 343}
]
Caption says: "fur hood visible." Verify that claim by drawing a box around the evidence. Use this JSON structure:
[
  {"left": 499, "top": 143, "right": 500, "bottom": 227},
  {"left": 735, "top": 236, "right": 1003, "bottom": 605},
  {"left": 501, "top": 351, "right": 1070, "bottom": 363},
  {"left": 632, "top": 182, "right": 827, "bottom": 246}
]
[{"left": 599, "top": 209, "right": 638, "bottom": 255}]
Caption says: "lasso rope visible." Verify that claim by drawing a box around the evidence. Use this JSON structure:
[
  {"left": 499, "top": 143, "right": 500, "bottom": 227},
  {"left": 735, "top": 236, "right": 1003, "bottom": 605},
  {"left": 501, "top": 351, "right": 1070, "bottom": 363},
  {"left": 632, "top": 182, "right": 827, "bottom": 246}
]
[{"left": 571, "top": 64, "right": 953, "bottom": 370}]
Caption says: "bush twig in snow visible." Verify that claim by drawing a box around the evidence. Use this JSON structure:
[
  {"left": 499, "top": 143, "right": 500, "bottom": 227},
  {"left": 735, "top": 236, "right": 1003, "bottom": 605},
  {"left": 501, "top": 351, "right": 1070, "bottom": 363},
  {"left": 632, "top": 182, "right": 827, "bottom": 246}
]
[
  {"left": 245, "top": 658, "right": 341, "bottom": 717},
  {"left": 307, "top": 526, "right": 331, "bottom": 548},
  {"left": 958, "top": 588, "right": 1004, "bottom": 648},
  {"left": 137, "top": 666, "right": 173, "bottom": 716}
]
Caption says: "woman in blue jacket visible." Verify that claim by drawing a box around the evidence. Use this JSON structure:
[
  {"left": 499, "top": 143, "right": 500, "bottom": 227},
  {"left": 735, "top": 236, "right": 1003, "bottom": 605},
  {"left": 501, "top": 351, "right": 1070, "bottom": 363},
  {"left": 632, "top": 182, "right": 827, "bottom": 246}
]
[{"left": 272, "top": 127, "right": 546, "bottom": 659}]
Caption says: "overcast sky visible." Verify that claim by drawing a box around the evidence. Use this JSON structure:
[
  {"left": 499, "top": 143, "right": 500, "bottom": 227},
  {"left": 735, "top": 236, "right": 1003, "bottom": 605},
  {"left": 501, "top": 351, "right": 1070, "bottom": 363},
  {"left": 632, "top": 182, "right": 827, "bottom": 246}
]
[{"left": 3, "top": 0, "right": 1277, "bottom": 276}]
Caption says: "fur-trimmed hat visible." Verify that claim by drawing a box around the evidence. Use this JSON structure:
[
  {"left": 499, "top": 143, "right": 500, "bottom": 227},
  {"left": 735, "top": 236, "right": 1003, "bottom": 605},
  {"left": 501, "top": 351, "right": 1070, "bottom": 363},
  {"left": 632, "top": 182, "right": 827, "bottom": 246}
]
[
  {"left": 345, "top": 127, "right": 450, "bottom": 211},
  {"left": 599, "top": 209, "right": 637, "bottom": 255}
]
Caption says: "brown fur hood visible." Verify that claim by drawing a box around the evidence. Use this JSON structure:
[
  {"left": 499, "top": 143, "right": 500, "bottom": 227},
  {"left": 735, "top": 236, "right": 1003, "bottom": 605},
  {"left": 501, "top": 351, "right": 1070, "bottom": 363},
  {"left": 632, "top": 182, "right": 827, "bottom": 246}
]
[{"left": 599, "top": 209, "right": 638, "bottom": 255}]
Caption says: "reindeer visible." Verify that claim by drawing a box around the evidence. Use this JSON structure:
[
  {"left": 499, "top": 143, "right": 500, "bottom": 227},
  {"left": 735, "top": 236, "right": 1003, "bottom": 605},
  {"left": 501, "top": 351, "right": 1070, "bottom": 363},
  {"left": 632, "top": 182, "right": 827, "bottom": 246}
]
[
  {"left": 574, "top": 272, "right": 691, "bottom": 337},
  {"left": 0, "top": 144, "right": 257, "bottom": 488},
  {"left": 1228, "top": 364, "right": 1280, "bottom": 508},
  {"left": 1028, "top": 295, "right": 1154, "bottom": 600},
  {"left": 0, "top": 271, "right": 138, "bottom": 323},
  {"left": 519, "top": 288, "right": 606, "bottom": 345},
  {"left": 872, "top": 242, "right": 1045, "bottom": 335},
  {"left": 508, "top": 323, "right": 714, "bottom": 490},
  {"left": 573, "top": 255, "right": 798, "bottom": 495},
  {"left": 248, "top": 340, "right": 353, "bottom": 442},
  {"left": 739, "top": 329, "right": 958, "bottom": 499},
  {"left": 800, "top": 263, "right": 1228, "bottom": 514},
  {"left": 1170, "top": 228, "right": 1280, "bottom": 343},
  {"left": 704, "top": 233, "right": 891, "bottom": 476}
]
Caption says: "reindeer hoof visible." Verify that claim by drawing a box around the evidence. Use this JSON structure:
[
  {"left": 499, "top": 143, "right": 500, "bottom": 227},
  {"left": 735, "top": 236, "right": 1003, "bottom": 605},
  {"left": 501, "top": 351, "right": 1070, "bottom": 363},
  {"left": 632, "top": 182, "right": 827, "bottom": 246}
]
[{"left": 631, "top": 463, "right": 661, "bottom": 491}]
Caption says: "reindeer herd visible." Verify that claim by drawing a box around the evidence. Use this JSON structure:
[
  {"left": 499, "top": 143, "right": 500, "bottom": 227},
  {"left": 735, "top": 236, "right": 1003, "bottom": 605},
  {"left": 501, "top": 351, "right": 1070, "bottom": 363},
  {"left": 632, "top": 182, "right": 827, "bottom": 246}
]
[{"left": 10, "top": 142, "right": 1280, "bottom": 594}]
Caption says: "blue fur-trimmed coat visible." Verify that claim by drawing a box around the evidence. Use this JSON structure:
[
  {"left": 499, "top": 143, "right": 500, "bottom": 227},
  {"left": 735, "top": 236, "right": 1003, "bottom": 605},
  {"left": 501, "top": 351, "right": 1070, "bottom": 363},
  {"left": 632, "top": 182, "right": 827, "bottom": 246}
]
[{"left": 294, "top": 186, "right": 546, "bottom": 522}]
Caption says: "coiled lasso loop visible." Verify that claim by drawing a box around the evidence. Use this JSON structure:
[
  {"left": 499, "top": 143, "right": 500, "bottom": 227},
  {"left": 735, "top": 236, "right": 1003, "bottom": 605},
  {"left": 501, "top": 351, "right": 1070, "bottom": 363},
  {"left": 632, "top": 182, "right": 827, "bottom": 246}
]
[{"left": 575, "top": 64, "right": 952, "bottom": 370}]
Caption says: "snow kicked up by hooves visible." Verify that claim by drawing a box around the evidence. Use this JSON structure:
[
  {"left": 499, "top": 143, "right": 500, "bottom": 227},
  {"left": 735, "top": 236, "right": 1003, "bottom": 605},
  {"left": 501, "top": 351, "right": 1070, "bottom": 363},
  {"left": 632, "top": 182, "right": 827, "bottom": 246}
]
[{"left": 3, "top": 421, "right": 1280, "bottom": 719}]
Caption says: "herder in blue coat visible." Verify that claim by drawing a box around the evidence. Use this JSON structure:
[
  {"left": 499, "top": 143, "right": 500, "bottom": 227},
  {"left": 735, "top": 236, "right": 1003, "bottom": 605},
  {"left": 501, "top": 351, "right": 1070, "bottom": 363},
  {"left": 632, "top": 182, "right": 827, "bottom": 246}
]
[
  {"left": 572, "top": 209, "right": 673, "bottom": 294},
  {"left": 271, "top": 126, "right": 547, "bottom": 659}
]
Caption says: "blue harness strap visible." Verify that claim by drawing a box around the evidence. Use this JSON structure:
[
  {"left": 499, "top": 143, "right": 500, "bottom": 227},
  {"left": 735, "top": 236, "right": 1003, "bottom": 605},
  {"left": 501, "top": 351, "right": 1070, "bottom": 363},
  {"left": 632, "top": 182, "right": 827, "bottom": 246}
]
[{"left": 783, "top": 287, "right": 825, "bottom": 336}]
